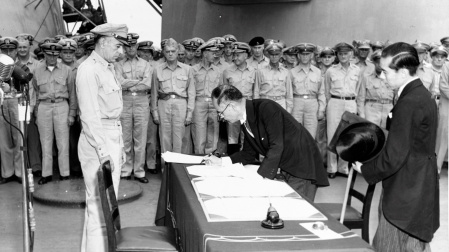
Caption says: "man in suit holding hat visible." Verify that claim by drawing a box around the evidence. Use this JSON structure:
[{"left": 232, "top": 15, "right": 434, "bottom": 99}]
[
  {"left": 76, "top": 23, "right": 129, "bottom": 252},
  {"left": 204, "top": 84, "right": 329, "bottom": 201},
  {"left": 354, "top": 42, "right": 439, "bottom": 252}
]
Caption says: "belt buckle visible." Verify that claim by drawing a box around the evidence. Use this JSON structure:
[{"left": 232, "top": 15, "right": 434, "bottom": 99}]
[
  {"left": 131, "top": 92, "right": 137, "bottom": 96},
  {"left": 205, "top": 97, "right": 211, "bottom": 102},
  {"left": 170, "top": 94, "right": 176, "bottom": 99},
  {"left": 303, "top": 95, "right": 309, "bottom": 99},
  {"left": 51, "top": 99, "right": 56, "bottom": 103}
]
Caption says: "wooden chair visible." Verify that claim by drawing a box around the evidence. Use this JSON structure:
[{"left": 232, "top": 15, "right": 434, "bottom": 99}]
[
  {"left": 98, "top": 161, "right": 178, "bottom": 252},
  {"left": 315, "top": 171, "right": 376, "bottom": 242}
]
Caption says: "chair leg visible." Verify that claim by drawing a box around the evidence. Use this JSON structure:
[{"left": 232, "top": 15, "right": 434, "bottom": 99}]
[{"left": 361, "top": 223, "right": 369, "bottom": 242}]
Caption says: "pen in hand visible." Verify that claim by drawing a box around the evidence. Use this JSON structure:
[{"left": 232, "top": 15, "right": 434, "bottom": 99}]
[{"left": 200, "top": 149, "right": 217, "bottom": 165}]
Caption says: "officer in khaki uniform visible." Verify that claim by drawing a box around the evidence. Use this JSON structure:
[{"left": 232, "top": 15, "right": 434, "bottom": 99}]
[
  {"left": 221, "top": 42, "right": 255, "bottom": 154},
  {"left": 0, "top": 37, "right": 22, "bottom": 184},
  {"left": 209, "top": 37, "right": 230, "bottom": 73},
  {"left": 254, "top": 42, "right": 293, "bottom": 113},
  {"left": 151, "top": 38, "right": 195, "bottom": 156},
  {"left": 58, "top": 38, "right": 83, "bottom": 177},
  {"left": 247, "top": 36, "right": 270, "bottom": 70},
  {"left": 76, "top": 23, "right": 128, "bottom": 252},
  {"left": 137, "top": 40, "right": 155, "bottom": 65},
  {"left": 290, "top": 43, "right": 325, "bottom": 139},
  {"left": 357, "top": 50, "right": 394, "bottom": 129},
  {"left": 31, "top": 43, "right": 77, "bottom": 184},
  {"left": 324, "top": 42, "right": 361, "bottom": 178},
  {"left": 370, "top": 40, "right": 385, "bottom": 52},
  {"left": 182, "top": 39, "right": 200, "bottom": 66},
  {"left": 222, "top": 34, "right": 237, "bottom": 64},
  {"left": 282, "top": 46, "right": 298, "bottom": 69},
  {"left": 115, "top": 33, "right": 153, "bottom": 182},
  {"left": 352, "top": 40, "right": 374, "bottom": 75},
  {"left": 412, "top": 41, "right": 437, "bottom": 94},
  {"left": 191, "top": 40, "right": 221, "bottom": 154},
  {"left": 76, "top": 33, "right": 95, "bottom": 65}
]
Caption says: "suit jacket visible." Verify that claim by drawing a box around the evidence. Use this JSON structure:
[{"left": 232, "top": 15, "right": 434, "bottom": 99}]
[
  {"left": 230, "top": 99, "right": 329, "bottom": 187},
  {"left": 361, "top": 78, "right": 439, "bottom": 242}
]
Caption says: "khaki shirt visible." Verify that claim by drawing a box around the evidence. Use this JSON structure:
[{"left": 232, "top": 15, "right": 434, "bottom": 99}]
[
  {"left": 417, "top": 64, "right": 436, "bottom": 92},
  {"left": 221, "top": 63, "right": 256, "bottom": 97},
  {"left": 76, "top": 51, "right": 123, "bottom": 159},
  {"left": 17, "top": 56, "right": 41, "bottom": 73},
  {"left": 254, "top": 64, "right": 293, "bottom": 112},
  {"left": 291, "top": 64, "right": 326, "bottom": 114},
  {"left": 191, "top": 62, "right": 220, "bottom": 97},
  {"left": 430, "top": 66, "right": 442, "bottom": 95},
  {"left": 247, "top": 56, "right": 270, "bottom": 70},
  {"left": 31, "top": 62, "right": 77, "bottom": 117},
  {"left": 151, "top": 61, "right": 195, "bottom": 121},
  {"left": 213, "top": 58, "right": 230, "bottom": 74},
  {"left": 324, "top": 63, "right": 361, "bottom": 101},
  {"left": 115, "top": 56, "right": 152, "bottom": 91},
  {"left": 351, "top": 58, "right": 374, "bottom": 76},
  {"left": 357, "top": 72, "right": 394, "bottom": 118}
]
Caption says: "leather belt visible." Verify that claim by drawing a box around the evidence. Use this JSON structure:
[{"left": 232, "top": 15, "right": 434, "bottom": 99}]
[
  {"left": 159, "top": 93, "right": 187, "bottom": 100},
  {"left": 123, "top": 90, "right": 149, "bottom": 96},
  {"left": 365, "top": 98, "right": 393, "bottom": 104},
  {"left": 196, "top": 96, "right": 212, "bottom": 102},
  {"left": 40, "top": 98, "right": 68, "bottom": 103},
  {"left": 260, "top": 95, "right": 285, "bottom": 100},
  {"left": 294, "top": 94, "right": 317, "bottom": 99},
  {"left": 3, "top": 92, "right": 20, "bottom": 99},
  {"left": 331, "top": 95, "right": 356, "bottom": 100}
]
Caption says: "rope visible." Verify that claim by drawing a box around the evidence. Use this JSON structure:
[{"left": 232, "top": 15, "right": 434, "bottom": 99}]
[{"left": 34, "top": 0, "right": 56, "bottom": 39}]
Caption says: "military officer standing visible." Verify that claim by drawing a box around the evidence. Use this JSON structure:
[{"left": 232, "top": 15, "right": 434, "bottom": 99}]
[
  {"left": 191, "top": 41, "right": 221, "bottom": 154},
  {"left": 151, "top": 38, "right": 195, "bottom": 155},
  {"left": 31, "top": 43, "right": 77, "bottom": 184},
  {"left": 370, "top": 41, "right": 385, "bottom": 52},
  {"left": 324, "top": 42, "right": 361, "bottom": 178},
  {"left": 76, "top": 23, "right": 128, "bottom": 252},
  {"left": 319, "top": 47, "right": 336, "bottom": 74},
  {"left": 290, "top": 43, "right": 325, "bottom": 139},
  {"left": 177, "top": 44, "right": 186, "bottom": 63},
  {"left": 0, "top": 37, "right": 22, "bottom": 184},
  {"left": 182, "top": 39, "right": 200, "bottom": 66},
  {"left": 136, "top": 40, "right": 155, "bottom": 65},
  {"left": 115, "top": 33, "right": 153, "bottom": 182},
  {"left": 254, "top": 42, "right": 293, "bottom": 113},
  {"left": 413, "top": 41, "right": 437, "bottom": 92},
  {"left": 357, "top": 50, "right": 394, "bottom": 129},
  {"left": 209, "top": 37, "right": 230, "bottom": 73},
  {"left": 221, "top": 42, "right": 255, "bottom": 155},
  {"left": 247, "top": 36, "right": 269, "bottom": 70},
  {"left": 282, "top": 46, "right": 298, "bottom": 69},
  {"left": 352, "top": 40, "right": 373, "bottom": 75},
  {"left": 222, "top": 34, "right": 237, "bottom": 64}
]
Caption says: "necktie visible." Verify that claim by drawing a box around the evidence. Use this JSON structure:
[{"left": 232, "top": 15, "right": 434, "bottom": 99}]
[{"left": 244, "top": 121, "right": 254, "bottom": 138}]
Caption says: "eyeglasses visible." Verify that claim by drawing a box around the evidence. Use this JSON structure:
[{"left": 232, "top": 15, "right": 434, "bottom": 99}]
[{"left": 217, "top": 103, "right": 231, "bottom": 122}]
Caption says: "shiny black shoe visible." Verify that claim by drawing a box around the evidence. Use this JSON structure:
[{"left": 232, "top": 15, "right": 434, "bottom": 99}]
[
  {"left": 38, "top": 176, "right": 52, "bottom": 185},
  {"left": 60, "top": 176, "right": 70, "bottom": 181},
  {"left": 0, "top": 176, "right": 15, "bottom": 185},
  {"left": 121, "top": 176, "right": 131, "bottom": 180},
  {"left": 148, "top": 169, "right": 159, "bottom": 174},
  {"left": 134, "top": 177, "right": 149, "bottom": 183},
  {"left": 32, "top": 170, "right": 42, "bottom": 177},
  {"left": 17, "top": 176, "right": 22, "bottom": 184},
  {"left": 328, "top": 173, "right": 336, "bottom": 179},
  {"left": 336, "top": 172, "right": 349, "bottom": 178}
]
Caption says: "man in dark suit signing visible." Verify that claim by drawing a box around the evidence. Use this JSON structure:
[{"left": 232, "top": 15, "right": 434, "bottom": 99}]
[
  {"left": 204, "top": 85, "right": 329, "bottom": 201},
  {"left": 354, "top": 42, "right": 439, "bottom": 251}
]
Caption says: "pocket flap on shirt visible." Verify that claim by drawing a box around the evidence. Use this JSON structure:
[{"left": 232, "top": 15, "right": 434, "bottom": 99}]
[{"left": 177, "top": 75, "right": 188, "bottom": 81}]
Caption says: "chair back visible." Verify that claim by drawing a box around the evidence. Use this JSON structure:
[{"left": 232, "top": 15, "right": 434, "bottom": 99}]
[
  {"left": 347, "top": 170, "right": 376, "bottom": 220},
  {"left": 97, "top": 161, "right": 121, "bottom": 252}
]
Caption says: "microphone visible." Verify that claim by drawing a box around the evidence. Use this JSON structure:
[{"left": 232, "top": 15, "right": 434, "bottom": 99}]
[
  {"left": 0, "top": 54, "right": 15, "bottom": 106},
  {"left": 12, "top": 64, "right": 33, "bottom": 83}
]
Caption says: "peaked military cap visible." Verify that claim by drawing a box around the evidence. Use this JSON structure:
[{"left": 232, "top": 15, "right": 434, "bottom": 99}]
[
  {"left": 333, "top": 42, "right": 354, "bottom": 53},
  {"left": 58, "top": 39, "right": 78, "bottom": 51},
  {"left": 249, "top": 36, "right": 264, "bottom": 46},
  {"left": 296, "top": 43, "right": 316, "bottom": 54},
  {"left": 126, "top": 33, "right": 139, "bottom": 45},
  {"left": 412, "top": 40, "right": 430, "bottom": 53},
  {"left": 198, "top": 40, "right": 220, "bottom": 51},
  {"left": 370, "top": 41, "right": 385, "bottom": 51},
  {"left": 265, "top": 42, "right": 282, "bottom": 54},
  {"left": 34, "top": 47, "right": 44, "bottom": 58},
  {"left": 207, "top": 37, "right": 225, "bottom": 48},
  {"left": 83, "top": 38, "right": 95, "bottom": 50},
  {"left": 41, "top": 43, "right": 62, "bottom": 56},
  {"left": 137, "top": 40, "right": 153, "bottom": 50},
  {"left": 430, "top": 45, "right": 448, "bottom": 56},
  {"left": 91, "top": 23, "right": 129, "bottom": 46},
  {"left": 161, "top": 39, "right": 168, "bottom": 48},
  {"left": 356, "top": 40, "right": 371, "bottom": 49},
  {"left": 231, "top": 42, "right": 251, "bottom": 53},
  {"left": 0, "top": 37, "right": 19, "bottom": 49},
  {"left": 54, "top": 34, "right": 67, "bottom": 42},
  {"left": 440, "top": 36, "right": 449, "bottom": 45},
  {"left": 191, "top": 37, "right": 205, "bottom": 45},
  {"left": 182, "top": 39, "right": 199, "bottom": 50},
  {"left": 38, "top": 37, "right": 56, "bottom": 48},
  {"left": 16, "top": 33, "right": 34, "bottom": 45},
  {"left": 282, "top": 45, "right": 298, "bottom": 55},
  {"left": 223, "top": 34, "right": 237, "bottom": 44},
  {"left": 320, "top": 46, "right": 335, "bottom": 57},
  {"left": 264, "top": 39, "right": 277, "bottom": 48}
]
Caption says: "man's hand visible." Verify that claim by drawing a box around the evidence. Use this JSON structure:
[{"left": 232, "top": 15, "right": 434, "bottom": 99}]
[
  {"left": 203, "top": 155, "right": 222, "bottom": 166},
  {"left": 317, "top": 111, "right": 325, "bottom": 120},
  {"left": 153, "top": 118, "right": 160, "bottom": 125},
  {"left": 184, "top": 119, "right": 192, "bottom": 126},
  {"left": 100, "top": 155, "right": 115, "bottom": 172},
  {"left": 352, "top": 161, "right": 363, "bottom": 173},
  {"left": 67, "top": 116, "right": 75, "bottom": 126}
]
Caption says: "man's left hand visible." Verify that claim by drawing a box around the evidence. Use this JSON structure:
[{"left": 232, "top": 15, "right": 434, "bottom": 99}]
[
  {"left": 352, "top": 161, "right": 363, "bottom": 173},
  {"left": 203, "top": 155, "right": 222, "bottom": 166},
  {"left": 67, "top": 116, "right": 75, "bottom": 126}
]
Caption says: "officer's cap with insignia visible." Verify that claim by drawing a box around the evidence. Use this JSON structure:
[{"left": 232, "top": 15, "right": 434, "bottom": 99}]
[
  {"left": 265, "top": 42, "right": 282, "bottom": 54},
  {"left": 83, "top": 38, "right": 95, "bottom": 50},
  {"left": 264, "top": 39, "right": 278, "bottom": 48},
  {"left": 412, "top": 40, "right": 430, "bottom": 53},
  {"left": 207, "top": 37, "right": 225, "bottom": 49},
  {"left": 223, "top": 34, "right": 237, "bottom": 44},
  {"left": 126, "top": 33, "right": 139, "bottom": 45},
  {"left": 192, "top": 37, "right": 205, "bottom": 45},
  {"left": 41, "top": 42, "right": 63, "bottom": 56},
  {"left": 16, "top": 33, "right": 34, "bottom": 45},
  {"left": 137, "top": 40, "right": 153, "bottom": 50},
  {"left": 54, "top": 34, "right": 67, "bottom": 42},
  {"left": 333, "top": 42, "right": 354, "bottom": 53},
  {"left": 249, "top": 36, "right": 264, "bottom": 47},
  {"left": 370, "top": 41, "right": 385, "bottom": 51},
  {"left": 90, "top": 23, "right": 129, "bottom": 46},
  {"left": 430, "top": 45, "right": 448, "bottom": 57},
  {"left": 77, "top": 33, "right": 95, "bottom": 46},
  {"left": 440, "top": 36, "right": 449, "bottom": 46},
  {"left": 34, "top": 47, "right": 44, "bottom": 58},
  {"left": 58, "top": 38, "right": 78, "bottom": 51},
  {"left": 370, "top": 50, "right": 382, "bottom": 61},
  {"left": 198, "top": 40, "right": 220, "bottom": 52},
  {"left": 320, "top": 47, "right": 336, "bottom": 57},
  {"left": 182, "top": 39, "right": 199, "bottom": 50},
  {"left": 71, "top": 35, "right": 80, "bottom": 43},
  {"left": 282, "top": 45, "right": 298, "bottom": 55},
  {"left": 0, "top": 37, "right": 19, "bottom": 49},
  {"left": 356, "top": 40, "right": 371, "bottom": 49},
  {"left": 231, "top": 42, "right": 251, "bottom": 54},
  {"left": 38, "top": 37, "right": 56, "bottom": 48},
  {"left": 161, "top": 38, "right": 168, "bottom": 49},
  {"left": 296, "top": 43, "right": 316, "bottom": 54}
]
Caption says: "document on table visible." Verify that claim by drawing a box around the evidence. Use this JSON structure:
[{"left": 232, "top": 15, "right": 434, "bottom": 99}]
[
  {"left": 161, "top": 151, "right": 204, "bottom": 164},
  {"left": 300, "top": 222, "right": 344, "bottom": 239},
  {"left": 186, "top": 163, "right": 263, "bottom": 179}
]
